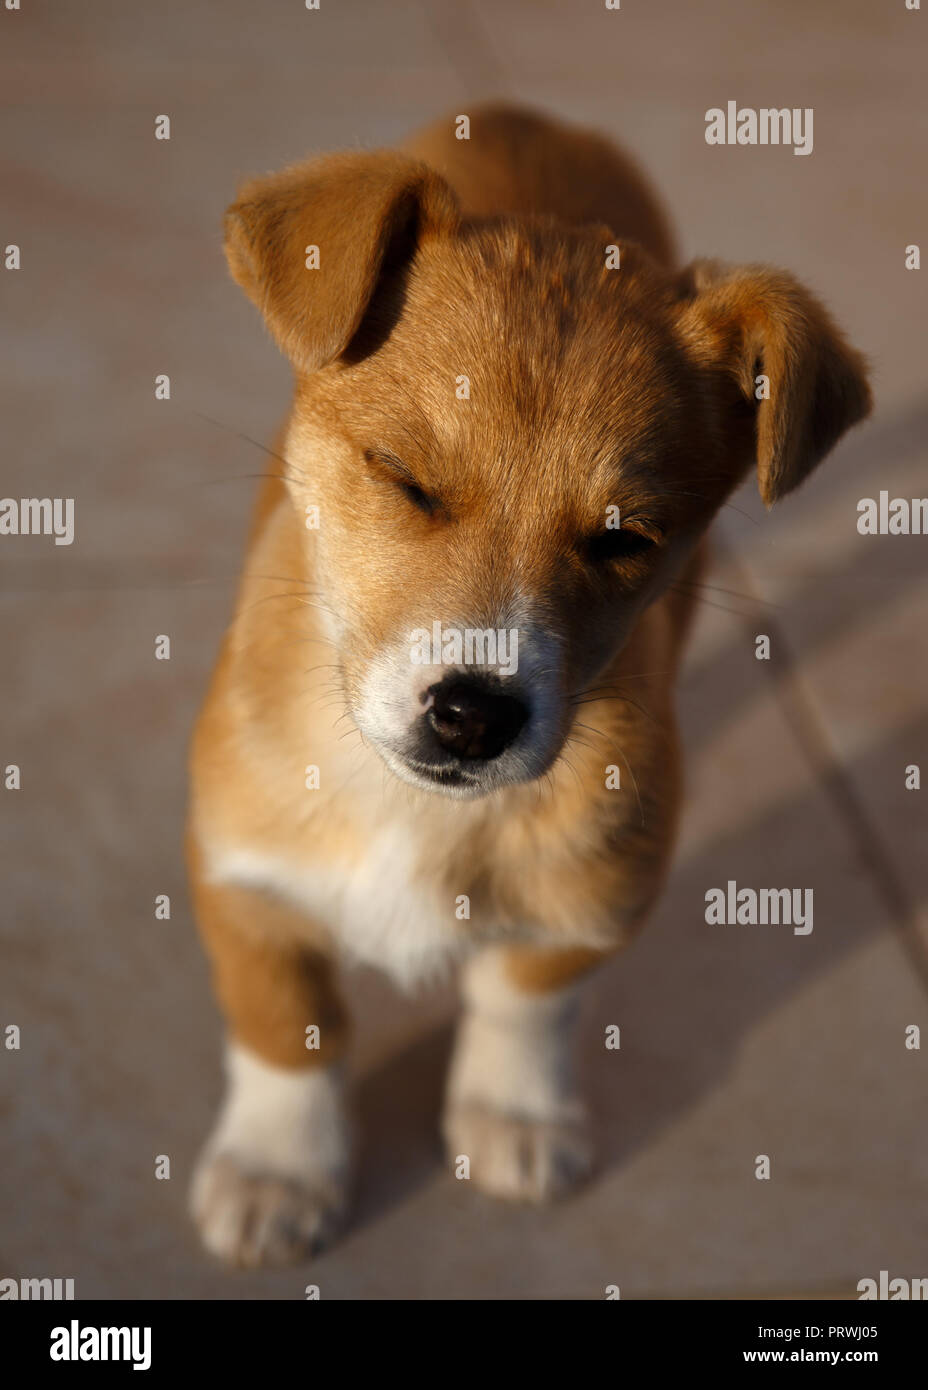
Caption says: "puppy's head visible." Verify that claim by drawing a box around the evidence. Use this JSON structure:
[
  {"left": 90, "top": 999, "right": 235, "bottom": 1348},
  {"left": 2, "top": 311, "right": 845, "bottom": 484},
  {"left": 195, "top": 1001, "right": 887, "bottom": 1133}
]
[{"left": 225, "top": 150, "right": 871, "bottom": 798}]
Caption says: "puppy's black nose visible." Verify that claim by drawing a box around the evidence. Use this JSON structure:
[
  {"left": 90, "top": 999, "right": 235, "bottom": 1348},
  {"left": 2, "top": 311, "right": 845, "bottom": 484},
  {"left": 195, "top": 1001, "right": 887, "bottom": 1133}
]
[{"left": 426, "top": 677, "right": 529, "bottom": 760}]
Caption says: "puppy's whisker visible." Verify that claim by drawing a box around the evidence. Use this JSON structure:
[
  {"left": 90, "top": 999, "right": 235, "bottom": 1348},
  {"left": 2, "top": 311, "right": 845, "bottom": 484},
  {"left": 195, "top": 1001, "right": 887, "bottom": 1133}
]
[
  {"left": 307, "top": 690, "right": 347, "bottom": 711},
  {"left": 563, "top": 734, "right": 599, "bottom": 756},
  {"left": 242, "top": 572, "right": 325, "bottom": 591},
  {"left": 194, "top": 411, "right": 313, "bottom": 488},
  {"left": 672, "top": 579, "right": 781, "bottom": 607},
  {"left": 573, "top": 672, "right": 671, "bottom": 692},
  {"left": 554, "top": 749, "right": 585, "bottom": 794},
  {"left": 570, "top": 676, "right": 671, "bottom": 706},
  {"left": 667, "top": 584, "right": 756, "bottom": 617},
  {"left": 237, "top": 591, "right": 334, "bottom": 619},
  {"left": 570, "top": 689, "right": 669, "bottom": 743},
  {"left": 570, "top": 720, "right": 613, "bottom": 746},
  {"left": 187, "top": 470, "right": 300, "bottom": 491},
  {"left": 719, "top": 500, "right": 762, "bottom": 525}
]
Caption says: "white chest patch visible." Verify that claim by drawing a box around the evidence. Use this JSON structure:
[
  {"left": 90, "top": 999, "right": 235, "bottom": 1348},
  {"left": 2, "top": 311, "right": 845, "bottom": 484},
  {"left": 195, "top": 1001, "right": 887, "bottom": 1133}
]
[{"left": 207, "top": 829, "right": 472, "bottom": 990}]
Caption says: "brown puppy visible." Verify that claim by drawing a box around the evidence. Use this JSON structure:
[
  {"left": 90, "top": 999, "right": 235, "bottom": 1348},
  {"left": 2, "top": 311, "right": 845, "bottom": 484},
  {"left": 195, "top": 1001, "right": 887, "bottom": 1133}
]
[{"left": 187, "top": 104, "right": 870, "bottom": 1267}]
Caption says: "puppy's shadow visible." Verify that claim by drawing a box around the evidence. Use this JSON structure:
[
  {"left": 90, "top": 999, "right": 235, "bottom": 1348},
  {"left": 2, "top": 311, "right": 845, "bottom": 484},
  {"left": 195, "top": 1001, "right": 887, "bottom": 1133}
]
[
  {"left": 352, "top": 1021, "right": 456, "bottom": 1226},
  {"left": 587, "top": 711, "right": 928, "bottom": 1175}
]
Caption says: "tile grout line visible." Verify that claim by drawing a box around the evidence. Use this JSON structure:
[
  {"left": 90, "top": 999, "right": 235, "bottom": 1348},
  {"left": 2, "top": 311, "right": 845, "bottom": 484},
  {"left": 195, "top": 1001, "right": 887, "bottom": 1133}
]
[{"left": 718, "top": 536, "right": 928, "bottom": 997}]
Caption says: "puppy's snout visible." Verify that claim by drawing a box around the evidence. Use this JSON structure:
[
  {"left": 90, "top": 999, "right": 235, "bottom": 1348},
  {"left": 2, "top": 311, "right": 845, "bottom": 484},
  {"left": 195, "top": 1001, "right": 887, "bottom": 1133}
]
[{"left": 424, "top": 676, "right": 529, "bottom": 761}]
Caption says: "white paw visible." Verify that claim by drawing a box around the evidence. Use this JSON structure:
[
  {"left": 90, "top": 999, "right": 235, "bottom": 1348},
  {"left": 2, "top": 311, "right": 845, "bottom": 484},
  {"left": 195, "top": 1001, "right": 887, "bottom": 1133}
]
[
  {"left": 190, "top": 1044, "right": 352, "bottom": 1267},
  {"left": 190, "top": 1151, "right": 346, "bottom": 1267},
  {"left": 443, "top": 1099, "right": 594, "bottom": 1203}
]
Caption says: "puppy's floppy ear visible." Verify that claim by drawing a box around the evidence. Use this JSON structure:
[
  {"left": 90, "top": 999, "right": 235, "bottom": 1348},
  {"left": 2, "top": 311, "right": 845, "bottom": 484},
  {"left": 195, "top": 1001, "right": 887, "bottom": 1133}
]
[
  {"left": 224, "top": 151, "right": 459, "bottom": 373},
  {"left": 675, "top": 260, "right": 872, "bottom": 506}
]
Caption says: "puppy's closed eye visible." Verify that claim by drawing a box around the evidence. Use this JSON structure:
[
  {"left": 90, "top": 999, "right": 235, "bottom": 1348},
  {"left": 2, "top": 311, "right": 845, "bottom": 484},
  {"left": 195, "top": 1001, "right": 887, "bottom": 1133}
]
[
  {"left": 583, "top": 526, "right": 658, "bottom": 565},
  {"left": 396, "top": 478, "right": 438, "bottom": 516},
  {"left": 364, "top": 449, "right": 441, "bottom": 516}
]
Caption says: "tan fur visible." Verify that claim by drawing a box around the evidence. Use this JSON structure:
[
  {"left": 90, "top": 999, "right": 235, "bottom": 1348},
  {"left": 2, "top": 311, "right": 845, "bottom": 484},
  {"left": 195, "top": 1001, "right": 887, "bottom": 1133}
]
[
  {"left": 188, "top": 104, "right": 871, "bottom": 1260},
  {"left": 501, "top": 943, "right": 611, "bottom": 995},
  {"left": 187, "top": 836, "right": 348, "bottom": 1069},
  {"left": 401, "top": 102, "right": 677, "bottom": 266}
]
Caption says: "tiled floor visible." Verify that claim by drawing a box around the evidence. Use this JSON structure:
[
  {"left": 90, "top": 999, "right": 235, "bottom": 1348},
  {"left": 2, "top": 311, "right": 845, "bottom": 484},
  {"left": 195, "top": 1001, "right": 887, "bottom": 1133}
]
[{"left": 1, "top": 0, "right": 925, "bottom": 1298}]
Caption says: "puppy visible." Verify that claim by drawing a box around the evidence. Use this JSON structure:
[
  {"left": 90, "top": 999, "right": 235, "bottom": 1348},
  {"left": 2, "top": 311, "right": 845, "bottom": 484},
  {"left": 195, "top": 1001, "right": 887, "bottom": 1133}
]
[{"left": 187, "top": 104, "right": 870, "bottom": 1266}]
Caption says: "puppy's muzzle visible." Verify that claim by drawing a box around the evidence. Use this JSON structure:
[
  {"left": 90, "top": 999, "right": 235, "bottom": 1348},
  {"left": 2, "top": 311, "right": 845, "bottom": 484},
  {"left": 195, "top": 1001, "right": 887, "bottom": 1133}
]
[{"left": 423, "top": 674, "right": 530, "bottom": 761}]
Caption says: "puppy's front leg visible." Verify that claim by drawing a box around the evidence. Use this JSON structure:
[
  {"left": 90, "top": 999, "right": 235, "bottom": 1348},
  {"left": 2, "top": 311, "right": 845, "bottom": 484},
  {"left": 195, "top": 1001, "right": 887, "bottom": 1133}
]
[
  {"left": 188, "top": 862, "right": 351, "bottom": 1267},
  {"left": 443, "top": 944, "right": 606, "bottom": 1202}
]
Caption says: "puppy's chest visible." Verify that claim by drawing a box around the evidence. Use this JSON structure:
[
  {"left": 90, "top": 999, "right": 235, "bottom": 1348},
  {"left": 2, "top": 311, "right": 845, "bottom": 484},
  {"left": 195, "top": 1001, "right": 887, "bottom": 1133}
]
[
  {"left": 324, "top": 827, "right": 473, "bottom": 986},
  {"left": 221, "top": 824, "right": 489, "bottom": 989}
]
